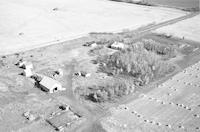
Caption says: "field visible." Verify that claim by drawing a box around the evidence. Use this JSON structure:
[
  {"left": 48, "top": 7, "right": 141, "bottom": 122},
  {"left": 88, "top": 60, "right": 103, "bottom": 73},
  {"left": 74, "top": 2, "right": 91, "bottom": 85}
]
[
  {"left": 0, "top": 0, "right": 186, "bottom": 55},
  {"left": 145, "top": 0, "right": 199, "bottom": 10},
  {"left": 101, "top": 60, "right": 200, "bottom": 132},
  {"left": 155, "top": 14, "right": 200, "bottom": 43},
  {"left": 111, "top": 0, "right": 199, "bottom": 11}
]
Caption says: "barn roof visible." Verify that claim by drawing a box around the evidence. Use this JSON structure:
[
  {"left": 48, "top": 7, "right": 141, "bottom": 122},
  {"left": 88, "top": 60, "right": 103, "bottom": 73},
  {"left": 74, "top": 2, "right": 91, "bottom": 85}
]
[
  {"left": 39, "top": 76, "right": 61, "bottom": 90},
  {"left": 47, "top": 112, "right": 74, "bottom": 129}
]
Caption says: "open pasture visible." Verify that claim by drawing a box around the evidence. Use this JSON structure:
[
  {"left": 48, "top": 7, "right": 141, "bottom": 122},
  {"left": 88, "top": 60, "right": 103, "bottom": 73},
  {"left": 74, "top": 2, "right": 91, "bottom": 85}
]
[
  {"left": 155, "top": 14, "right": 200, "bottom": 43},
  {"left": 0, "top": 0, "right": 186, "bottom": 55}
]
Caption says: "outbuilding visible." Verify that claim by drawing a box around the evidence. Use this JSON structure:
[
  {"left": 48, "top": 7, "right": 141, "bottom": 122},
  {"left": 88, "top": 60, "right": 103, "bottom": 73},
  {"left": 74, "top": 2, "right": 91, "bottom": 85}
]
[
  {"left": 74, "top": 71, "right": 91, "bottom": 77},
  {"left": 83, "top": 41, "right": 96, "bottom": 47},
  {"left": 19, "top": 61, "right": 33, "bottom": 69},
  {"left": 39, "top": 76, "right": 65, "bottom": 93},
  {"left": 23, "top": 68, "right": 33, "bottom": 77}
]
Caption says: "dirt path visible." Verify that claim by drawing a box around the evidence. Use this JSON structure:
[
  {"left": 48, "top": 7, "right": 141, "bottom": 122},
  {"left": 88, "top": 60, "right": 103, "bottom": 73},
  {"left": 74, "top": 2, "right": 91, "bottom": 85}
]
[
  {"left": 133, "top": 12, "right": 199, "bottom": 36},
  {"left": 61, "top": 61, "right": 98, "bottom": 132}
]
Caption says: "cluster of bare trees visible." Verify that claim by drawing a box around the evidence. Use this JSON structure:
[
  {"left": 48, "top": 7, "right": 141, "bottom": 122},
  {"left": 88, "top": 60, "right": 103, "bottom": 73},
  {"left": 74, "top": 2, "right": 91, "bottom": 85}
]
[
  {"left": 98, "top": 41, "right": 176, "bottom": 85},
  {"left": 76, "top": 77, "right": 134, "bottom": 102},
  {"left": 76, "top": 38, "right": 177, "bottom": 103},
  {"left": 142, "top": 39, "right": 176, "bottom": 59}
]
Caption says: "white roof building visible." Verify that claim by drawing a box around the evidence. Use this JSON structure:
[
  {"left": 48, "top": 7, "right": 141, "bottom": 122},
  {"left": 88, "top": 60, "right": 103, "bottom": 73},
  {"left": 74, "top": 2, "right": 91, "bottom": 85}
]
[
  {"left": 110, "top": 42, "right": 126, "bottom": 50},
  {"left": 39, "top": 76, "right": 65, "bottom": 93},
  {"left": 19, "top": 61, "right": 33, "bottom": 69},
  {"left": 90, "top": 43, "right": 97, "bottom": 47},
  {"left": 23, "top": 68, "right": 33, "bottom": 77}
]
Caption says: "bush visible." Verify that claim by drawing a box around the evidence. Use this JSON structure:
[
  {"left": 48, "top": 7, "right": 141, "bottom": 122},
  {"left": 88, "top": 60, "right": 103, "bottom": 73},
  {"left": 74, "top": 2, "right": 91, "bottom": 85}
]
[
  {"left": 89, "top": 32, "right": 124, "bottom": 46},
  {"left": 96, "top": 38, "right": 114, "bottom": 45},
  {"left": 89, "top": 46, "right": 104, "bottom": 56}
]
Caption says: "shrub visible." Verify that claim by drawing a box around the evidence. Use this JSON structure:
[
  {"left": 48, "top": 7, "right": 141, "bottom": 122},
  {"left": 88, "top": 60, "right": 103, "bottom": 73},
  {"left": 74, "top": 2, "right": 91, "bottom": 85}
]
[
  {"left": 89, "top": 46, "right": 104, "bottom": 56},
  {"left": 96, "top": 38, "right": 114, "bottom": 45}
]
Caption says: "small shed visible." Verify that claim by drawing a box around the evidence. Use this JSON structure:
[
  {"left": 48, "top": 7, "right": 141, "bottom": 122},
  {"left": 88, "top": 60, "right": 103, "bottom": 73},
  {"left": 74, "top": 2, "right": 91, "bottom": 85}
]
[
  {"left": 81, "top": 72, "right": 91, "bottom": 77},
  {"left": 23, "top": 111, "right": 37, "bottom": 121},
  {"left": 90, "top": 43, "right": 97, "bottom": 47},
  {"left": 83, "top": 41, "right": 96, "bottom": 47},
  {"left": 39, "top": 76, "right": 65, "bottom": 93},
  {"left": 53, "top": 68, "right": 64, "bottom": 78},
  {"left": 74, "top": 71, "right": 91, "bottom": 77}
]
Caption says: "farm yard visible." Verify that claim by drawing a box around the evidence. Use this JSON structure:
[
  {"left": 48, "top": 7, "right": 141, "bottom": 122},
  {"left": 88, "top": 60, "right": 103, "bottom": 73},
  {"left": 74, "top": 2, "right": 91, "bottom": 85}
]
[
  {"left": 1, "top": 28, "right": 200, "bottom": 131},
  {"left": 0, "top": 0, "right": 200, "bottom": 132}
]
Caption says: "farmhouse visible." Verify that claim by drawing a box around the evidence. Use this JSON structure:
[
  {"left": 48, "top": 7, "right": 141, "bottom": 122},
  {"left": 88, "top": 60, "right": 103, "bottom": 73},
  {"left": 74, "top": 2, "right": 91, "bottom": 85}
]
[
  {"left": 110, "top": 42, "right": 126, "bottom": 50},
  {"left": 39, "top": 76, "right": 65, "bottom": 93}
]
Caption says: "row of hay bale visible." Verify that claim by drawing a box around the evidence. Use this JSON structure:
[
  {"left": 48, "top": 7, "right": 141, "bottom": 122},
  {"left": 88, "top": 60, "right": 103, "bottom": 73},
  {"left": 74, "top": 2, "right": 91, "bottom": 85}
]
[
  {"left": 129, "top": 108, "right": 186, "bottom": 130},
  {"left": 142, "top": 95, "right": 193, "bottom": 111},
  {"left": 109, "top": 60, "right": 200, "bottom": 131},
  {"left": 112, "top": 93, "right": 200, "bottom": 131},
  {"left": 114, "top": 104, "right": 174, "bottom": 129}
]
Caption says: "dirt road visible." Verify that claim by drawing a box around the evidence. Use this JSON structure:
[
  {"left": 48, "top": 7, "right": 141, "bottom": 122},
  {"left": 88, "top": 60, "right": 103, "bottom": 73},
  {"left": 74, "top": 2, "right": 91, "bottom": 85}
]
[{"left": 133, "top": 12, "right": 199, "bottom": 35}]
